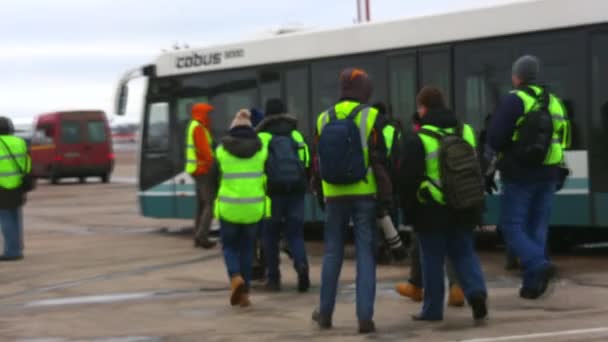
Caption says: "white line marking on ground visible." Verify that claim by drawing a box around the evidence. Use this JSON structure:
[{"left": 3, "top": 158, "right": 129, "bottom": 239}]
[
  {"left": 460, "top": 327, "right": 608, "bottom": 342},
  {"left": 25, "top": 292, "right": 154, "bottom": 307}
]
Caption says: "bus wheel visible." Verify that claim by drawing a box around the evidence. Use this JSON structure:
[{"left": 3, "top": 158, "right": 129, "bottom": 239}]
[
  {"left": 101, "top": 174, "right": 110, "bottom": 184},
  {"left": 79, "top": 177, "right": 86, "bottom": 184}
]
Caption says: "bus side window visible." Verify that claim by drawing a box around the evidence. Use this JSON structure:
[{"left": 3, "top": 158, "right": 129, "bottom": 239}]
[{"left": 145, "top": 103, "right": 170, "bottom": 151}]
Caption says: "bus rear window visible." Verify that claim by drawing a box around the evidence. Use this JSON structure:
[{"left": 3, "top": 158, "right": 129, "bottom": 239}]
[
  {"left": 87, "top": 121, "right": 107, "bottom": 143},
  {"left": 61, "top": 121, "right": 82, "bottom": 144}
]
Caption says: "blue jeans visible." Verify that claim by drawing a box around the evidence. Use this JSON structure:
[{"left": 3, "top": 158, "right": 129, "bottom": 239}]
[
  {"left": 319, "top": 198, "right": 376, "bottom": 322},
  {"left": 220, "top": 220, "right": 258, "bottom": 288},
  {"left": 0, "top": 208, "right": 23, "bottom": 257},
  {"left": 417, "top": 230, "right": 487, "bottom": 320},
  {"left": 500, "top": 181, "right": 555, "bottom": 290},
  {"left": 264, "top": 194, "right": 309, "bottom": 282}
]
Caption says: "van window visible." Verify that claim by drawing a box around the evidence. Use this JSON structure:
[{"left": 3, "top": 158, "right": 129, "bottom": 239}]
[
  {"left": 61, "top": 121, "right": 82, "bottom": 144},
  {"left": 32, "top": 125, "right": 54, "bottom": 145},
  {"left": 87, "top": 121, "right": 107, "bottom": 143}
]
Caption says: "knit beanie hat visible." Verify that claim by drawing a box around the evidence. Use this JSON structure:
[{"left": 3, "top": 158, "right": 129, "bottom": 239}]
[
  {"left": 339, "top": 68, "right": 373, "bottom": 104},
  {"left": 512, "top": 55, "right": 540, "bottom": 84},
  {"left": 265, "top": 98, "right": 286, "bottom": 116},
  {"left": 230, "top": 109, "right": 252, "bottom": 129},
  {"left": 250, "top": 108, "right": 265, "bottom": 127}
]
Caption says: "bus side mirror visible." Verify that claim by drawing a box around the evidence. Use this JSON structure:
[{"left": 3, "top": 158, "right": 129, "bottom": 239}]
[{"left": 115, "top": 84, "right": 129, "bottom": 116}]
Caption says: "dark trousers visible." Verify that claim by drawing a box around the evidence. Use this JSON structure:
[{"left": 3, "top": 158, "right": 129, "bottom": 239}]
[
  {"left": 417, "top": 230, "right": 487, "bottom": 320},
  {"left": 219, "top": 220, "right": 257, "bottom": 288},
  {"left": 0, "top": 208, "right": 23, "bottom": 257},
  {"left": 319, "top": 198, "right": 376, "bottom": 322},
  {"left": 263, "top": 193, "right": 309, "bottom": 282},
  {"left": 193, "top": 173, "right": 216, "bottom": 242},
  {"left": 500, "top": 181, "right": 555, "bottom": 290},
  {"left": 409, "top": 233, "right": 459, "bottom": 287}
]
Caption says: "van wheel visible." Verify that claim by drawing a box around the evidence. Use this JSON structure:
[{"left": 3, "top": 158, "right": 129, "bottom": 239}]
[
  {"left": 50, "top": 174, "right": 60, "bottom": 185},
  {"left": 101, "top": 174, "right": 110, "bottom": 184},
  {"left": 79, "top": 177, "right": 86, "bottom": 184}
]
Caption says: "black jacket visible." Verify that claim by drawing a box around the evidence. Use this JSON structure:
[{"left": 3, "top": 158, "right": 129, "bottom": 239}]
[
  {"left": 256, "top": 114, "right": 298, "bottom": 136},
  {"left": 399, "top": 108, "right": 482, "bottom": 232}
]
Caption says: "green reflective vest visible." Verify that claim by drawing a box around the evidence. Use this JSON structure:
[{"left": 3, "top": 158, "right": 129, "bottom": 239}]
[
  {"left": 257, "top": 130, "right": 310, "bottom": 168},
  {"left": 185, "top": 120, "right": 213, "bottom": 175},
  {"left": 382, "top": 124, "right": 396, "bottom": 157},
  {"left": 511, "top": 85, "right": 570, "bottom": 165},
  {"left": 214, "top": 143, "right": 271, "bottom": 224},
  {"left": 0, "top": 135, "right": 31, "bottom": 190},
  {"left": 417, "top": 124, "right": 477, "bottom": 205},
  {"left": 316, "top": 101, "right": 379, "bottom": 198}
]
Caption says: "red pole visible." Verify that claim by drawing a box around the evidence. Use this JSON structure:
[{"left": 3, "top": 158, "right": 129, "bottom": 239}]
[{"left": 365, "top": 0, "right": 371, "bottom": 21}]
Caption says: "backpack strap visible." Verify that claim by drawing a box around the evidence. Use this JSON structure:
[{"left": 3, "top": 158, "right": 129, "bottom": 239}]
[
  {"left": 418, "top": 127, "right": 444, "bottom": 141},
  {"left": 522, "top": 86, "right": 551, "bottom": 111}
]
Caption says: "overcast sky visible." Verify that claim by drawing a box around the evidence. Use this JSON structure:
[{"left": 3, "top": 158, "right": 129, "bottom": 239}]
[{"left": 1, "top": 0, "right": 523, "bottom": 125}]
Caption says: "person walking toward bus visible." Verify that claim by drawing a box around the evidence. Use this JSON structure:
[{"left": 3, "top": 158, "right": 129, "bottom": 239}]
[
  {"left": 0, "top": 117, "right": 31, "bottom": 261},
  {"left": 257, "top": 98, "right": 310, "bottom": 293},
  {"left": 214, "top": 109, "right": 271, "bottom": 307},
  {"left": 488, "top": 55, "right": 570, "bottom": 299},
  {"left": 399, "top": 87, "right": 488, "bottom": 322},
  {"left": 312, "top": 68, "right": 391, "bottom": 334},
  {"left": 185, "top": 103, "right": 217, "bottom": 249}
]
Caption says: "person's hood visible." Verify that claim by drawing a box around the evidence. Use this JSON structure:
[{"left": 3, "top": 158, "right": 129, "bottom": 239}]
[
  {"left": 255, "top": 114, "right": 297, "bottom": 135},
  {"left": 339, "top": 68, "right": 373, "bottom": 104},
  {"left": 220, "top": 125, "right": 262, "bottom": 158},
  {"left": 192, "top": 103, "right": 214, "bottom": 128},
  {"left": 419, "top": 108, "right": 459, "bottom": 129}
]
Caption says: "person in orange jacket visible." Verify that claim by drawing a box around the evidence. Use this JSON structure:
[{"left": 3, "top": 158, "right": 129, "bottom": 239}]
[{"left": 185, "top": 103, "right": 217, "bottom": 249}]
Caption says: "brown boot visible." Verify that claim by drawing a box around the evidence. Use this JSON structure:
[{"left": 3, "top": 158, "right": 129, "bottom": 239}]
[
  {"left": 239, "top": 291, "right": 251, "bottom": 307},
  {"left": 230, "top": 275, "right": 246, "bottom": 306},
  {"left": 395, "top": 283, "right": 423, "bottom": 302},
  {"left": 448, "top": 285, "right": 465, "bottom": 307}
]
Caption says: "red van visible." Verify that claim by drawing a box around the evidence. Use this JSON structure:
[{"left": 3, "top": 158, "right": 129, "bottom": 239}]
[{"left": 30, "top": 111, "right": 114, "bottom": 184}]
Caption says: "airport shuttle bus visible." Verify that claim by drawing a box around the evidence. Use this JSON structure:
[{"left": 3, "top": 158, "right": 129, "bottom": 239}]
[{"left": 115, "top": 0, "right": 608, "bottom": 234}]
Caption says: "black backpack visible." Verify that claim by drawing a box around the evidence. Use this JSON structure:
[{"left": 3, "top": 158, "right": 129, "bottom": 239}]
[
  {"left": 512, "top": 87, "right": 554, "bottom": 167},
  {"left": 318, "top": 105, "right": 368, "bottom": 185},
  {"left": 266, "top": 134, "right": 306, "bottom": 194},
  {"left": 419, "top": 124, "right": 484, "bottom": 210}
]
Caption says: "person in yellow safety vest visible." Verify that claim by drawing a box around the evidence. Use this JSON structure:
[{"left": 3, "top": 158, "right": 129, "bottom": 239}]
[
  {"left": 398, "top": 87, "right": 488, "bottom": 322},
  {"left": 256, "top": 98, "right": 311, "bottom": 293},
  {"left": 311, "top": 68, "right": 392, "bottom": 335},
  {"left": 214, "top": 109, "right": 271, "bottom": 308},
  {"left": 185, "top": 103, "right": 217, "bottom": 249},
  {"left": 0, "top": 117, "right": 31, "bottom": 261},
  {"left": 487, "top": 55, "right": 570, "bottom": 300}
]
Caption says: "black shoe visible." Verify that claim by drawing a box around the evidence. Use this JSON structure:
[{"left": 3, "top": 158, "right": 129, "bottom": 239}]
[
  {"left": 519, "top": 287, "right": 539, "bottom": 300},
  {"left": 312, "top": 309, "right": 332, "bottom": 329},
  {"left": 195, "top": 238, "right": 217, "bottom": 250},
  {"left": 264, "top": 280, "right": 281, "bottom": 292},
  {"left": 411, "top": 314, "right": 442, "bottom": 322},
  {"left": 297, "top": 267, "right": 310, "bottom": 293},
  {"left": 537, "top": 264, "right": 558, "bottom": 298},
  {"left": 469, "top": 293, "right": 488, "bottom": 322},
  {"left": 0, "top": 255, "right": 23, "bottom": 262},
  {"left": 358, "top": 320, "right": 376, "bottom": 334}
]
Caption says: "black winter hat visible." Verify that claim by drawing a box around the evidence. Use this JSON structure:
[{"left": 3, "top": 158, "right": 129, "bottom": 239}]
[
  {"left": 0, "top": 117, "right": 14, "bottom": 135},
  {"left": 265, "top": 98, "right": 286, "bottom": 116}
]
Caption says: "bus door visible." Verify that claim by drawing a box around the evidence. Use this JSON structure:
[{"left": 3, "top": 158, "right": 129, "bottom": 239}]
[
  {"left": 590, "top": 32, "right": 608, "bottom": 226},
  {"left": 139, "top": 102, "right": 177, "bottom": 218}
]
